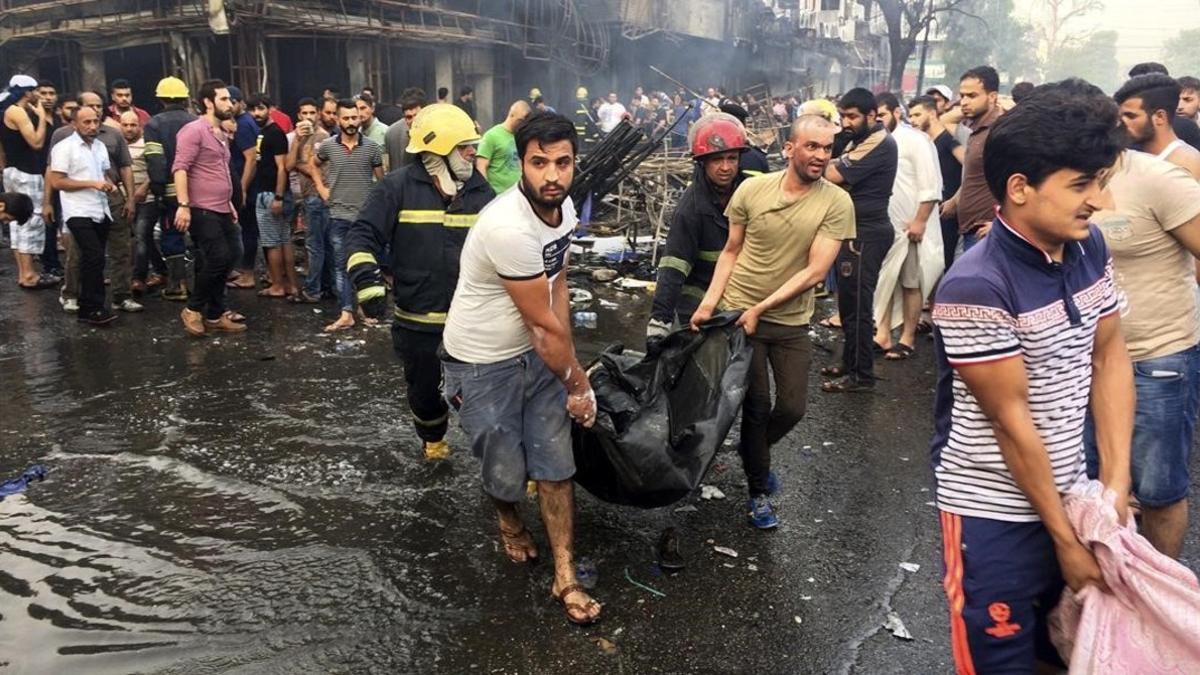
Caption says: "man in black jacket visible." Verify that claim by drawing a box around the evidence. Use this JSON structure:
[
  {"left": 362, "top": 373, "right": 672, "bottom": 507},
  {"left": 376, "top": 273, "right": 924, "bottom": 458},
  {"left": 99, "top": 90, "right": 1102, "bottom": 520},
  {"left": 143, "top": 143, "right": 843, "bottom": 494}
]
[
  {"left": 346, "top": 103, "right": 496, "bottom": 461},
  {"left": 144, "top": 77, "right": 197, "bottom": 300}
]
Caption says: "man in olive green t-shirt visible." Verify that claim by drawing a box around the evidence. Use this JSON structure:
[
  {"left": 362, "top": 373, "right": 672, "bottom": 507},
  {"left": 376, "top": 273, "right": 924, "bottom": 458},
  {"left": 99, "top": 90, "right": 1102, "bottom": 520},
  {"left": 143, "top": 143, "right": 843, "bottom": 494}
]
[
  {"left": 692, "top": 115, "right": 855, "bottom": 529},
  {"left": 476, "top": 100, "right": 530, "bottom": 194}
]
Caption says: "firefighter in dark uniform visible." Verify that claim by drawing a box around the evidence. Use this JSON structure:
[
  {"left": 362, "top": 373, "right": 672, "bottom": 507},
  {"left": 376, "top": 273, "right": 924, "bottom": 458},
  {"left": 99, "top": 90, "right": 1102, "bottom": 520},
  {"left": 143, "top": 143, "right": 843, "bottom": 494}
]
[
  {"left": 346, "top": 103, "right": 496, "bottom": 461},
  {"left": 719, "top": 101, "right": 770, "bottom": 178},
  {"left": 572, "top": 86, "right": 598, "bottom": 153},
  {"left": 143, "top": 76, "right": 197, "bottom": 300},
  {"left": 647, "top": 113, "right": 749, "bottom": 344}
]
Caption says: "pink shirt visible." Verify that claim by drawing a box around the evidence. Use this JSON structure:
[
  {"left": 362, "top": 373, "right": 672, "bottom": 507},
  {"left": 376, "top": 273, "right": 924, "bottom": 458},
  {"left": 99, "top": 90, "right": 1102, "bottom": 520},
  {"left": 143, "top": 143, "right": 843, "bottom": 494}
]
[{"left": 172, "top": 117, "right": 233, "bottom": 214}]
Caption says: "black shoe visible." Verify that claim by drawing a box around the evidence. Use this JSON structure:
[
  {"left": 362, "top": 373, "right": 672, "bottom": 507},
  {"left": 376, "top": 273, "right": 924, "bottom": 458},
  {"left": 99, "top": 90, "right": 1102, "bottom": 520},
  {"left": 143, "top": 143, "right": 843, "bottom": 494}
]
[
  {"left": 657, "top": 527, "right": 685, "bottom": 571},
  {"left": 78, "top": 309, "right": 118, "bottom": 326}
]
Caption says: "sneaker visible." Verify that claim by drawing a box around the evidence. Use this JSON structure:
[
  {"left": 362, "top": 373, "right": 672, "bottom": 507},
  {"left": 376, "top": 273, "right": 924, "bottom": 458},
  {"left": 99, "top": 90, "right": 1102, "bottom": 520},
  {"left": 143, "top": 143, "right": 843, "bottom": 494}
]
[
  {"left": 116, "top": 298, "right": 144, "bottom": 313},
  {"left": 59, "top": 295, "right": 79, "bottom": 313},
  {"left": 423, "top": 439, "right": 451, "bottom": 461},
  {"left": 180, "top": 308, "right": 206, "bottom": 337},
  {"left": 204, "top": 314, "right": 247, "bottom": 333},
  {"left": 747, "top": 496, "right": 779, "bottom": 530},
  {"left": 657, "top": 527, "right": 685, "bottom": 571},
  {"left": 78, "top": 309, "right": 117, "bottom": 326}
]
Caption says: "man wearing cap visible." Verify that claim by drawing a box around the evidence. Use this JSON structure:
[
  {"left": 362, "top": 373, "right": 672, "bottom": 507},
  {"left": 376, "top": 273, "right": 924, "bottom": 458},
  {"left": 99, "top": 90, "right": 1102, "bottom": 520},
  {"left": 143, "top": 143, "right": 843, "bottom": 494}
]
[
  {"left": 345, "top": 103, "right": 495, "bottom": 462},
  {"left": 925, "top": 85, "right": 953, "bottom": 115},
  {"left": 144, "top": 76, "right": 197, "bottom": 301},
  {"left": 1, "top": 74, "right": 54, "bottom": 288}
]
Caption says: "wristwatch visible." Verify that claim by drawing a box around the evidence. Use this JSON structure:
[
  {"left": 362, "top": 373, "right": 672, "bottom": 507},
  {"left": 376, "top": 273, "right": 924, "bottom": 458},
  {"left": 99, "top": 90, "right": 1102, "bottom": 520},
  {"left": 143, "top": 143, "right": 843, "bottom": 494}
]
[{"left": 178, "top": 202, "right": 190, "bottom": 208}]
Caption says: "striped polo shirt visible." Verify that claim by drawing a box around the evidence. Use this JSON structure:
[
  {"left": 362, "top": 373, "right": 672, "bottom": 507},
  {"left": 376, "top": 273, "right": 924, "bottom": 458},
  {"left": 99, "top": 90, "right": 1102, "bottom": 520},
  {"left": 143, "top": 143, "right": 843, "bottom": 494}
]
[
  {"left": 930, "top": 213, "right": 1119, "bottom": 522},
  {"left": 316, "top": 135, "right": 383, "bottom": 221}
]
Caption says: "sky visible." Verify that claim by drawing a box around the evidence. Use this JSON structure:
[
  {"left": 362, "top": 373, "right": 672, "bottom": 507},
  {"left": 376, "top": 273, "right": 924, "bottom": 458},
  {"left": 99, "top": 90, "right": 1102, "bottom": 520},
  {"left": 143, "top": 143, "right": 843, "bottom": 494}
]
[{"left": 1013, "top": 0, "right": 1200, "bottom": 72}]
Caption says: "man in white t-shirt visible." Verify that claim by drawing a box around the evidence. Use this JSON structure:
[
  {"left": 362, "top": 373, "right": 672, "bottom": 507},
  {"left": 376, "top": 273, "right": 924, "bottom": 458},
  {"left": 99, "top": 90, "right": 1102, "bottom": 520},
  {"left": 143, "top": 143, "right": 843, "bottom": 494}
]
[
  {"left": 596, "top": 92, "right": 627, "bottom": 134},
  {"left": 442, "top": 112, "right": 601, "bottom": 627}
]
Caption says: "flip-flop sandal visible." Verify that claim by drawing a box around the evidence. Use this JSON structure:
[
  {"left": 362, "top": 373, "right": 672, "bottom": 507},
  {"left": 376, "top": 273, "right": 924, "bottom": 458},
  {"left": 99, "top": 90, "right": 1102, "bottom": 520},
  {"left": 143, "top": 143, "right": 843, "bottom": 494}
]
[
  {"left": 873, "top": 342, "right": 889, "bottom": 355},
  {"left": 498, "top": 525, "right": 539, "bottom": 564},
  {"left": 821, "top": 375, "right": 874, "bottom": 394},
  {"left": 554, "top": 583, "right": 602, "bottom": 626},
  {"left": 885, "top": 344, "right": 915, "bottom": 360},
  {"left": 223, "top": 310, "right": 246, "bottom": 323},
  {"left": 820, "top": 364, "right": 846, "bottom": 378},
  {"left": 226, "top": 278, "right": 256, "bottom": 289},
  {"left": 818, "top": 317, "right": 842, "bottom": 329},
  {"left": 916, "top": 319, "right": 933, "bottom": 335}
]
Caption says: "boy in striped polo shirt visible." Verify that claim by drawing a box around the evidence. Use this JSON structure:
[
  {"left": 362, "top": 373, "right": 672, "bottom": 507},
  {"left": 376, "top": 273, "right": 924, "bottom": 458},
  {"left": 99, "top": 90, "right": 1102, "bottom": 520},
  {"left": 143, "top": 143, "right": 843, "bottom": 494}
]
[{"left": 930, "top": 81, "right": 1133, "bottom": 673}]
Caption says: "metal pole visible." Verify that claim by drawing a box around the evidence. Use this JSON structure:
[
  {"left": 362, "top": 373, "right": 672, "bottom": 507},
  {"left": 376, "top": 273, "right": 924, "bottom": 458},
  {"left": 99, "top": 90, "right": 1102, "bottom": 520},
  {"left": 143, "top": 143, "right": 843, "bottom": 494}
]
[{"left": 916, "top": 17, "right": 933, "bottom": 95}]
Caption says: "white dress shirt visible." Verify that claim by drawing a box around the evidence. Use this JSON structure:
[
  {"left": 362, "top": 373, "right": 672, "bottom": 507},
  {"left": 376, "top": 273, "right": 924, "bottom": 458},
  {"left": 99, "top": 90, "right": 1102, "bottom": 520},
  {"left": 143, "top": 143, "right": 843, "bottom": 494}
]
[{"left": 49, "top": 131, "right": 112, "bottom": 222}]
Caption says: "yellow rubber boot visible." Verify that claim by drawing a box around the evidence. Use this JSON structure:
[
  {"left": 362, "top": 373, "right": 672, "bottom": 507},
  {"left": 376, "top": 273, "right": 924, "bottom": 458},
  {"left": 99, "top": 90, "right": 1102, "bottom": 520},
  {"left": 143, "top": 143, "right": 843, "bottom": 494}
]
[{"left": 423, "top": 440, "right": 451, "bottom": 461}]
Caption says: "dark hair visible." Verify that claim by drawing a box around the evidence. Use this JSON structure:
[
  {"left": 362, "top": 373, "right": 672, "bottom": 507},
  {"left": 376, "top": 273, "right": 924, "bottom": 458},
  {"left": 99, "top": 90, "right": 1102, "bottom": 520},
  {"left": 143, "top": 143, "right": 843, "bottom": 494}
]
[
  {"left": 961, "top": 66, "right": 1000, "bottom": 93},
  {"left": 400, "top": 87, "right": 427, "bottom": 111},
  {"left": 297, "top": 97, "right": 318, "bottom": 110},
  {"left": 437, "top": 87, "right": 448, "bottom": 99},
  {"left": 984, "top": 79, "right": 1123, "bottom": 204},
  {"left": 55, "top": 93, "right": 76, "bottom": 110},
  {"left": 1129, "top": 62, "right": 1169, "bottom": 77},
  {"left": 459, "top": 86, "right": 473, "bottom": 97},
  {"left": 838, "top": 87, "right": 877, "bottom": 116},
  {"left": 0, "top": 192, "right": 34, "bottom": 225},
  {"left": 362, "top": 87, "right": 375, "bottom": 96},
  {"left": 908, "top": 95, "right": 939, "bottom": 113},
  {"left": 323, "top": 84, "right": 340, "bottom": 94},
  {"left": 514, "top": 112, "right": 577, "bottom": 160},
  {"left": 876, "top": 92, "right": 901, "bottom": 113},
  {"left": 357, "top": 92, "right": 375, "bottom": 107},
  {"left": 109, "top": 78, "right": 131, "bottom": 92},
  {"left": 1114, "top": 74, "right": 1181, "bottom": 119},
  {"left": 336, "top": 98, "right": 358, "bottom": 113},
  {"left": 198, "top": 79, "right": 227, "bottom": 110},
  {"left": 1010, "top": 81, "right": 1035, "bottom": 103},
  {"left": 246, "top": 93, "right": 272, "bottom": 110},
  {"left": 37, "top": 79, "right": 55, "bottom": 89},
  {"left": 1177, "top": 76, "right": 1200, "bottom": 93}
]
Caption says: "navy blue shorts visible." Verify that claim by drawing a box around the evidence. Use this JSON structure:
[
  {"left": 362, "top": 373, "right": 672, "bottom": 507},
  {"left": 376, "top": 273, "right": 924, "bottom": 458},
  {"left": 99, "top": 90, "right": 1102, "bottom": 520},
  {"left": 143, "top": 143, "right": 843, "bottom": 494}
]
[{"left": 939, "top": 511, "right": 1067, "bottom": 674}]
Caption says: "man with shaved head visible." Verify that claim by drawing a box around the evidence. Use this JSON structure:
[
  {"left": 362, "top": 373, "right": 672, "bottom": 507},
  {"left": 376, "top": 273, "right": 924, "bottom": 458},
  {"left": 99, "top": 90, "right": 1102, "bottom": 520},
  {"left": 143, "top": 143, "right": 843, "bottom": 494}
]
[
  {"left": 475, "top": 100, "right": 531, "bottom": 193},
  {"left": 690, "top": 115, "right": 856, "bottom": 528}
]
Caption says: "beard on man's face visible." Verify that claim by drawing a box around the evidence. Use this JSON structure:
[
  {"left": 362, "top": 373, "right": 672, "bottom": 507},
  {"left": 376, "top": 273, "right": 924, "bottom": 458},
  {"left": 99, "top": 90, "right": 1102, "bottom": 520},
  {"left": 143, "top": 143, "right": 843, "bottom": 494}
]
[{"left": 522, "top": 175, "right": 569, "bottom": 209}]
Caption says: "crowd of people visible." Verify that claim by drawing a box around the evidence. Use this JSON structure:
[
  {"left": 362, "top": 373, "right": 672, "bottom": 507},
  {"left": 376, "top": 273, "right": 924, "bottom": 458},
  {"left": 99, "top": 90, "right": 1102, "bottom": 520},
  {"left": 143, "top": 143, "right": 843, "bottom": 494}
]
[{"left": 3, "top": 62, "right": 1200, "bottom": 665}]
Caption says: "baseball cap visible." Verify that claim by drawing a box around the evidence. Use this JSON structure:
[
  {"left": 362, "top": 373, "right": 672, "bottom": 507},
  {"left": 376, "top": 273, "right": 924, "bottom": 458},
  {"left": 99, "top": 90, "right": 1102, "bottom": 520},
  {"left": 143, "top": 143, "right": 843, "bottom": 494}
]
[
  {"left": 926, "top": 85, "right": 953, "bottom": 101},
  {"left": 8, "top": 74, "right": 37, "bottom": 89},
  {"left": 226, "top": 85, "right": 243, "bottom": 102}
]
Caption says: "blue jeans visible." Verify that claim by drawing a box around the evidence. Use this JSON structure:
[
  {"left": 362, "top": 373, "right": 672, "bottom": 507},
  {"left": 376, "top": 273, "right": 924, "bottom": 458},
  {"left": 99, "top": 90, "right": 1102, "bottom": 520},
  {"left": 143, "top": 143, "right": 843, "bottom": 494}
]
[
  {"left": 329, "top": 217, "right": 354, "bottom": 312},
  {"left": 1085, "top": 344, "right": 1200, "bottom": 507},
  {"left": 303, "top": 197, "right": 331, "bottom": 297}
]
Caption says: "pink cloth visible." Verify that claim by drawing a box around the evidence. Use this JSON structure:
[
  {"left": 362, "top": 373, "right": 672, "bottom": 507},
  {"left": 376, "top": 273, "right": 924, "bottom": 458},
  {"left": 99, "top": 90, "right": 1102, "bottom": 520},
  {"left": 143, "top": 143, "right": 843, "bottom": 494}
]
[{"left": 1049, "top": 480, "right": 1200, "bottom": 673}]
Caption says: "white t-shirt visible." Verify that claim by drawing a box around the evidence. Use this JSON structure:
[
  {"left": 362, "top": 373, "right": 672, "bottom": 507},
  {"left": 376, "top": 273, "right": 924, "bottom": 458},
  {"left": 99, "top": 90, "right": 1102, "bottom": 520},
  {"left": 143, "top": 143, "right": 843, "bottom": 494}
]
[
  {"left": 49, "top": 132, "right": 112, "bottom": 222},
  {"left": 444, "top": 186, "right": 576, "bottom": 364},
  {"left": 597, "top": 102, "right": 627, "bottom": 133}
]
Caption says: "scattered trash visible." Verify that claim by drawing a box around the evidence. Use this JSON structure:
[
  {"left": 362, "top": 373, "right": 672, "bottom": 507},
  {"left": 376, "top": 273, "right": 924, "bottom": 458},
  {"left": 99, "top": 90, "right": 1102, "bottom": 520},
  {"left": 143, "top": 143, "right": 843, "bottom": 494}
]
[
  {"left": 713, "top": 545, "right": 738, "bottom": 558},
  {"left": 258, "top": 355, "right": 276, "bottom": 361},
  {"left": 614, "top": 277, "right": 655, "bottom": 291},
  {"left": 884, "top": 612, "right": 914, "bottom": 640},
  {"left": 0, "top": 464, "right": 48, "bottom": 500},
  {"left": 807, "top": 577, "right": 815, "bottom": 583},
  {"left": 624, "top": 567, "right": 666, "bottom": 598},
  {"left": 577, "top": 557, "right": 599, "bottom": 590},
  {"left": 312, "top": 308, "right": 321, "bottom": 314},
  {"left": 800, "top": 595, "right": 813, "bottom": 601},
  {"left": 594, "top": 637, "right": 619, "bottom": 656},
  {"left": 597, "top": 299, "right": 619, "bottom": 310},
  {"left": 592, "top": 268, "right": 619, "bottom": 283},
  {"left": 673, "top": 504, "right": 698, "bottom": 513},
  {"left": 899, "top": 562, "right": 921, "bottom": 573},
  {"left": 613, "top": 627, "right": 624, "bottom": 637},
  {"left": 794, "top": 616, "right": 803, "bottom": 625},
  {"left": 899, "top": 456, "right": 909, "bottom": 462},
  {"left": 747, "top": 564, "right": 759, "bottom": 572},
  {"left": 722, "top": 563, "right": 736, "bottom": 568},
  {"left": 822, "top": 441, "right": 834, "bottom": 447},
  {"left": 700, "top": 485, "right": 726, "bottom": 500},
  {"left": 924, "top": 501, "right": 936, "bottom": 507},
  {"left": 802, "top": 445, "right": 812, "bottom": 450},
  {"left": 573, "top": 311, "right": 598, "bottom": 329},
  {"left": 814, "top": 519, "right": 823, "bottom": 523},
  {"left": 569, "top": 288, "right": 594, "bottom": 309}
]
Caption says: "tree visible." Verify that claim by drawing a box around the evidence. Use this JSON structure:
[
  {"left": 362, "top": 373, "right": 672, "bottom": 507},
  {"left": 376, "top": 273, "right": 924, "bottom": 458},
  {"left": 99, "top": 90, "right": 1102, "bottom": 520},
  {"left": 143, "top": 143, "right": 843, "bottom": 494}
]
[
  {"left": 1033, "top": 0, "right": 1104, "bottom": 67},
  {"left": 1044, "top": 29, "right": 1119, "bottom": 93},
  {"left": 1162, "top": 28, "right": 1200, "bottom": 78},
  {"left": 871, "top": 0, "right": 982, "bottom": 91},
  {"left": 941, "top": 0, "right": 1038, "bottom": 88}
]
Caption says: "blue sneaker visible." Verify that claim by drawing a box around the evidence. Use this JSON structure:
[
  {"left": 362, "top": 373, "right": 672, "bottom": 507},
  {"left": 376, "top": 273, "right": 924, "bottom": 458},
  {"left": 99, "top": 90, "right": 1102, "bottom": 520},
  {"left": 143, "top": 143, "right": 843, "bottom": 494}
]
[
  {"left": 747, "top": 496, "right": 779, "bottom": 529},
  {"left": 766, "top": 471, "right": 781, "bottom": 496}
]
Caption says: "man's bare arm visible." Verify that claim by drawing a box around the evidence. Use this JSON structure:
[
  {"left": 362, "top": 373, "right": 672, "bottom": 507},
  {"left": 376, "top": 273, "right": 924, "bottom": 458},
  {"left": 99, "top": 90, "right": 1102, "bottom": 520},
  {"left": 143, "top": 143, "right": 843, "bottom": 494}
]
[
  {"left": 503, "top": 276, "right": 588, "bottom": 395},
  {"left": 747, "top": 234, "right": 841, "bottom": 315},
  {"left": 1088, "top": 313, "right": 1133, "bottom": 509},
  {"left": 690, "top": 221, "right": 745, "bottom": 328}
]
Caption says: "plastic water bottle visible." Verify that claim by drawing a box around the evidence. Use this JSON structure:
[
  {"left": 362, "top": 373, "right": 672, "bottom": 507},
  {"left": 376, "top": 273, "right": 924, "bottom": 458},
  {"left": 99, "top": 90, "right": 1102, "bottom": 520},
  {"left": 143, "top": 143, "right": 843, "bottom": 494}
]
[{"left": 573, "top": 311, "right": 597, "bottom": 329}]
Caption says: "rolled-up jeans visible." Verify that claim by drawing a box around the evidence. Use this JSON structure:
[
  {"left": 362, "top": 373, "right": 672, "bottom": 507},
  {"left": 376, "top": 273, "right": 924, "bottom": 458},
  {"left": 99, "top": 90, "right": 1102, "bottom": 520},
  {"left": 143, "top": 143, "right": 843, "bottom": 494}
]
[
  {"left": 303, "top": 196, "right": 331, "bottom": 297},
  {"left": 328, "top": 218, "right": 355, "bottom": 312},
  {"left": 133, "top": 200, "right": 166, "bottom": 280}
]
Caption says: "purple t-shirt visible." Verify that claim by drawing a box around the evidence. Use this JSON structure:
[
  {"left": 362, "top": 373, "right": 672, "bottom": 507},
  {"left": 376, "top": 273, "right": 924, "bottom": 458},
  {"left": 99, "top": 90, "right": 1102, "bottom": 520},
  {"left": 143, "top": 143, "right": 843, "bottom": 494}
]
[{"left": 172, "top": 118, "right": 233, "bottom": 214}]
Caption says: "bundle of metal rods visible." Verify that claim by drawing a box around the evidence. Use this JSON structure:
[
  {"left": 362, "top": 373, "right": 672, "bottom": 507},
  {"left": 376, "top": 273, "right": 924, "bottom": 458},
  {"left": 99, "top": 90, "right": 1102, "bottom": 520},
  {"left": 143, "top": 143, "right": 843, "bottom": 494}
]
[{"left": 570, "top": 108, "right": 690, "bottom": 212}]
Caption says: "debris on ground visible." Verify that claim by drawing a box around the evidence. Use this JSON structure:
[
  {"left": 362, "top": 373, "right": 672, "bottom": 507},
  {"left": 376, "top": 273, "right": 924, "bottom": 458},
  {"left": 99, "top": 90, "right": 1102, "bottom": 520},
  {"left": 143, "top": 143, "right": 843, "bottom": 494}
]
[
  {"left": 0, "top": 464, "right": 48, "bottom": 500},
  {"left": 713, "top": 545, "right": 738, "bottom": 558},
  {"left": 614, "top": 278, "right": 656, "bottom": 291},
  {"left": 594, "top": 637, "right": 619, "bottom": 656},
  {"left": 747, "top": 564, "right": 759, "bottom": 572},
  {"left": 624, "top": 567, "right": 667, "bottom": 598},
  {"left": 673, "top": 504, "right": 699, "bottom": 513},
  {"left": 794, "top": 616, "right": 803, "bottom": 625},
  {"left": 569, "top": 288, "right": 594, "bottom": 309},
  {"left": 884, "top": 612, "right": 914, "bottom": 640},
  {"left": 700, "top": 485, "right": 726, "bottom": 500},
  {"left": 592, "top": 268, "right": 619, "bottom": 283},
  {"left": 899, "top": 562, "right": 921, "bottom": 573}
]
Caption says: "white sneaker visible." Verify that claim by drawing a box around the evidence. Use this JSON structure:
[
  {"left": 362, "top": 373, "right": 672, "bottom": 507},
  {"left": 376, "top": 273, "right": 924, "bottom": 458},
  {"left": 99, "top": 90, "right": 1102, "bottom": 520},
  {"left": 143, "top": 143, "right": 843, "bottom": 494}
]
[
  {"left": 60, "top": 296, "right": 79, "bottom": 313},
  {"left": 116, "top": 298, "right": 144, "bottom": 313}
]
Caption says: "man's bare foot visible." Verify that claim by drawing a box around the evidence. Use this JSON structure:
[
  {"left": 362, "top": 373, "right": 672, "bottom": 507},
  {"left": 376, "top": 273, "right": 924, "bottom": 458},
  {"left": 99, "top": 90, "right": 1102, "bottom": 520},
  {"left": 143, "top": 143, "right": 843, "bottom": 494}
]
[
  {"left": 552, "top": 579, "right": 601, "bottom": 625},
  {"left": 498, "top": 524, "right": 539, "bottom": 563},
  {"left": 324, "top": 311, "right": 355, "bottom": 332},
  {"left": 257, "top": 285, "right": 288, "bottom": 298}
]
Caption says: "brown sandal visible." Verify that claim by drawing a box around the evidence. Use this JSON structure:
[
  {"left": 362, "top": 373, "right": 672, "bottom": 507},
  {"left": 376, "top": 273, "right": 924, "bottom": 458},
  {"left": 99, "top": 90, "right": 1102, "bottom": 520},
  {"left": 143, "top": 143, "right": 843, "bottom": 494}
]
[
  {"left": 820, "top": 364, "right": 846, "bottom": 378},
  {"left": 498, "top": 525, "right": 538, "bottom": 564},
  {"left": 554, "top": 583, "right": 602, "bottom": 626}
]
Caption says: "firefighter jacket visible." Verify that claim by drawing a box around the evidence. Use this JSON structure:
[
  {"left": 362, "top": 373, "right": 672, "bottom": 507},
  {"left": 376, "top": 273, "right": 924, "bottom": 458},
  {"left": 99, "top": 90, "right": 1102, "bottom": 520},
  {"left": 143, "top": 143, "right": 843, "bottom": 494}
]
[
  {"left": 650, "top": 165, "right": 745, "bottom": 325},
  {"left": 143, "top": 106, "right": 197, "bottom": 200},
  {"left": 346, "top": 160, "right": 496, "bottom": 332}
]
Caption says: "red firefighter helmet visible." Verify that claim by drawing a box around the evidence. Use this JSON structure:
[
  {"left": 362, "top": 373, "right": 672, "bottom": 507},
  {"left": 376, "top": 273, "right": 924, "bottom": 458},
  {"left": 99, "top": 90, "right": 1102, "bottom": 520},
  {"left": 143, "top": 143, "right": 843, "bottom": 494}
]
[{"left": 689, "top": 113, "right": 748, "bottom": 160}]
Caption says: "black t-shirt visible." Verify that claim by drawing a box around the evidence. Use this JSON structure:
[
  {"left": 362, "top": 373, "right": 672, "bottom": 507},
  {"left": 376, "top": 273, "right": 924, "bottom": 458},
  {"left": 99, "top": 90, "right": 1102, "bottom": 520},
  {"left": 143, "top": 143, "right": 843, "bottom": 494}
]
[
  {"left": 932, "top": 130, "right": 962, "bottom": 201},
  {"left": 1173, "top": 116, "right": 1200, "bottom": 152},
  {"left": 254, "top": 123, "right": 289, "bottom": 194},
  {"left": 836, "top": 125, "right": 899, "bottom": 241}
]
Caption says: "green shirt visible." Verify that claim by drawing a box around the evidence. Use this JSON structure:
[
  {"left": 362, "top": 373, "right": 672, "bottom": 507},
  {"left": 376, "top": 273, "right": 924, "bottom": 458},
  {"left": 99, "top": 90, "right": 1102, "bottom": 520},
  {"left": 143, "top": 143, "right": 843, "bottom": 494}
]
[{"left": 477, "top": 124, "right": 520, "bottom": 194}]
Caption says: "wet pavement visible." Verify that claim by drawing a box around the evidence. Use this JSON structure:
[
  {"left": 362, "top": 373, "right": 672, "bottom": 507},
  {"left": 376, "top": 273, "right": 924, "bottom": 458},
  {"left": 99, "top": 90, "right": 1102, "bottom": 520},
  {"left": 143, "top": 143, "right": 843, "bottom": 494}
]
[{"left": 2, "top": 256, "right": 1198, "bottom": 675}]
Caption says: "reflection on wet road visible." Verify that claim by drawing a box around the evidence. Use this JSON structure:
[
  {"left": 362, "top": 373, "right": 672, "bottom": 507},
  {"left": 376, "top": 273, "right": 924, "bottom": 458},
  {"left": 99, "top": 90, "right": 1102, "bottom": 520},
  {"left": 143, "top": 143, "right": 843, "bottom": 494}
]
[{"left": 2, "top": 262, "right": 1197, "bottom": 674}]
